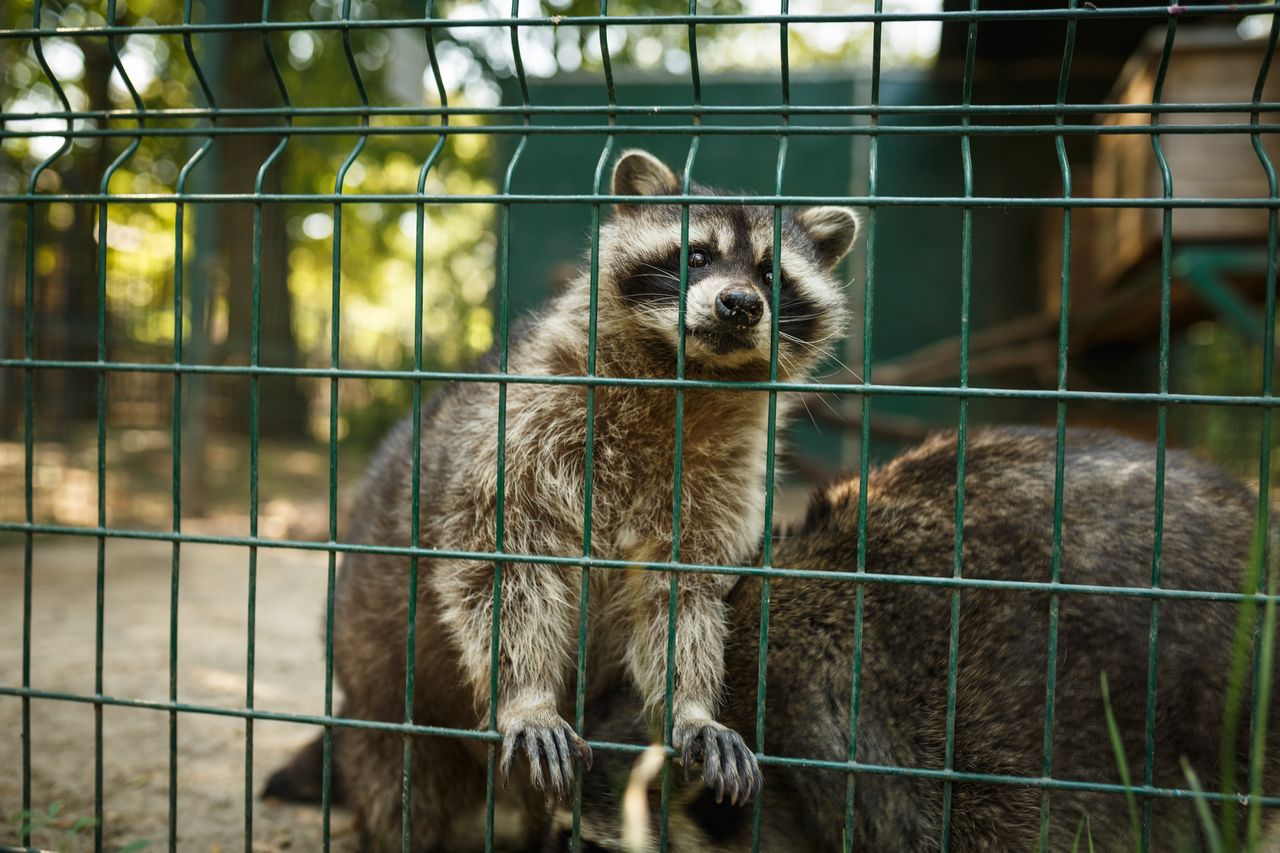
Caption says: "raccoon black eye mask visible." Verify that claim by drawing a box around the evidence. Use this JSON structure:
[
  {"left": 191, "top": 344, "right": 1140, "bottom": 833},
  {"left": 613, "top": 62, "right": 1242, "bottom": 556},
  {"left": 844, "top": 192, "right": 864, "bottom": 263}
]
[{"left": 608, "top": 169, "right": 857, "bottom": 374}]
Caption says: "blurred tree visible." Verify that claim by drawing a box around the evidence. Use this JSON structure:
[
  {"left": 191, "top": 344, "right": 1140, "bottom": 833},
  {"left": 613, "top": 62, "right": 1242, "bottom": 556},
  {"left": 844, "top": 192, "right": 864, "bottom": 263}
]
[
  {"left": 1, "top": 0, "right": 912, "bottom": 448},
  {"left": 205, "top": 0, "right": 309, "bottom": 438}
]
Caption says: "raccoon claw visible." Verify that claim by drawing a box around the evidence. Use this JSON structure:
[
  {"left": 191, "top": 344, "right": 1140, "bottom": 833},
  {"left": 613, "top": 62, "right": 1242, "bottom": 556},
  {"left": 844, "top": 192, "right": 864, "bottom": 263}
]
[
  {"left": 499, "top": 716, "right": 592, "bottom": 800},
  {"left": 676, "top": 721, "right": 762, "bottom": 806}
]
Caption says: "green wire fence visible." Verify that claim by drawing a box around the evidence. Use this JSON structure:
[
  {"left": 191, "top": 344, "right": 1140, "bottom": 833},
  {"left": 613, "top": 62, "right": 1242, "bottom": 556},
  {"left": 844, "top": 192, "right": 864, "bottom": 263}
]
[{"left": 2, "top": 1, "right": 1280, "bottom": 852}]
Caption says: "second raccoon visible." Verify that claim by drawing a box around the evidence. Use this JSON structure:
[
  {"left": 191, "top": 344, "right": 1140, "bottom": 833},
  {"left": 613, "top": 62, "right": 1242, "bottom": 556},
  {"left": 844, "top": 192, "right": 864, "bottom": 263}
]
[{"left": 551, "top": 429, "right": 1279, "bottom": 852}]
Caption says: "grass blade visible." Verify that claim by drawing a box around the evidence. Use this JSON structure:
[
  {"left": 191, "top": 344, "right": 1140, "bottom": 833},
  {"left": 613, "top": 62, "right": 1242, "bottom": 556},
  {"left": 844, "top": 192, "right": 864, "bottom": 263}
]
[
  {"left": 1101, "top": 672, "right": 1142, "bottom": 853},
  {"left": 1246, "top": 542, "right": 1278, "bottom": 849},
  {"left": 1218, "top": 524, "right": 1269, "bottom": 851},
  {"left": 1181, "top": 755, "right": 1224, "bottom": 853}
]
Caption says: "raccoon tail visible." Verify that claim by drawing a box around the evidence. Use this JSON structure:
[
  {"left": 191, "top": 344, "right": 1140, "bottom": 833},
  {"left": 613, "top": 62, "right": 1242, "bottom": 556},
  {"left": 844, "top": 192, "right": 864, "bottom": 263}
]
[{"left": 261, "top": 729, "right": 346, "bottom": 806}]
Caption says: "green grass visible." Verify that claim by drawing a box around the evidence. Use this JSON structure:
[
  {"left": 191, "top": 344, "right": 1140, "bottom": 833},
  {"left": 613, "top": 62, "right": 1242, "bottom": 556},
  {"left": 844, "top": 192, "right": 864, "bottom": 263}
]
[
  {"left": 8, "top": 801, "right": 150, "bottom": 853},
  {"left": 1070, "top": 815, "right": 1096, "bottom": 853},
  {"left": 1101, "top": 672, "right": 1143, "bottom": 853},
  {"left": 1098, "top": 514, "right": 1278, "bottom": 852}
]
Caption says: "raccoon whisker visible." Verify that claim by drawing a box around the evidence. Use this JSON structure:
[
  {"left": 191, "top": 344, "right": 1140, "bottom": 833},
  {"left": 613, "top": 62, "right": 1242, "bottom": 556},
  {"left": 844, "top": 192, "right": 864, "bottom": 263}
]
[
  {"left": 779, "top": 332, "right": 864, "bottom": 382},
  {"left": 622, "top": 301, "right": 677, "bottom": 314},
  {"left": 815, "top": 358, "right": 865, "bottom": 383},
  {"left": 781, "top": 330, "right": 831, "bottom": 347},
  {"left": 623, "top": 292, "right": 682, "bottom": 302},
  {"left": 777, "top": 349, "right": 814, "bottom": 389},
  {"left": 777, "top": 330, "right": 832, "bottom": 350},
  {"left": 620, "top": 267, "right": 682, "bottom": 284},
  {"left": 625, "top": 304, "right": 683, "bottom": 324},
  {"left": 778, "top": 327, "right": 845, "bottom": 348},
  {"left": 619, "top": 278, "right": 682, "bottom": 293},
  {"left": 793, "top": 384, "right": 820, "bottom": 433},
  {"left": 634, "top": 262, "right": 684, "bottom": 282},
  {"left": 809, "top": 389, "right": 845, "bottom": 422}
]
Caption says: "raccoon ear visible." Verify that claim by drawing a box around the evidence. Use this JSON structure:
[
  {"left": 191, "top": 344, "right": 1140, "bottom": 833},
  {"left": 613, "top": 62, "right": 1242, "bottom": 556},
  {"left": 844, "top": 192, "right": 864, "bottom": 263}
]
[
  {"left": 794, "top": 206, "right": 860, "bottom": 270},
  {"left": 612, "top": 150, "right": 678, "bottom": 213}
]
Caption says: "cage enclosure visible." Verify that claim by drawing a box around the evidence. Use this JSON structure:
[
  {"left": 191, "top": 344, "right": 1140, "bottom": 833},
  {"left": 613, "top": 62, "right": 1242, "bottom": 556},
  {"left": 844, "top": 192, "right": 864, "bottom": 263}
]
[{"left": 2, "top": 1, "right": 1279, "bottom": 851}]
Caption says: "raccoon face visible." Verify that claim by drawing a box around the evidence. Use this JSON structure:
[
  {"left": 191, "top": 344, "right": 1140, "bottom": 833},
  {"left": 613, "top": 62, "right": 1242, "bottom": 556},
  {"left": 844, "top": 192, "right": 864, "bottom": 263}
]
[{"left": 601, "top": 149, "right": 857, "bottom": 378}]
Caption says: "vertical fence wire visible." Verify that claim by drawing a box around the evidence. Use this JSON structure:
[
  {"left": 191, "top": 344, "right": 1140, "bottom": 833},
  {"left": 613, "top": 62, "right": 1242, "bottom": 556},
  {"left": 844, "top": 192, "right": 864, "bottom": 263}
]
[
  {"left": 662, "top": 11, "right": 705, "bottom": 851},
  {"left": 659, "top": 8, "right": 704, "bottom": 847},
  {"left": 21, "top": 2, "right": 67, "bottom": 847},
  {"left": 1246, "top": 13, "right": 1280, "bottom": 849},
  {"left": 485, "top": 6, "right": 532, "bottom": 848},
  {"left": 748, "top": 4, "right": 791, "bottom": 848},
  {"left": 99, "top": 5, "right": 148, "bottom": 847},
  {"left": 1140, "top": 19, "right": 1178, "bottom": 850},
  {"left": 1037, "top": 3, "right": 1078, "bottom": 848},
  {"left": 169, "top": 4, "right": 218, "bottom": 848},
  {"left": 940, "top": 2, "right": 979, "bottom": 847},
  {"left": 843, "top": 4, "right": 882, "bottom": 848},
  {"left": 400, "top": 3, "right": 450, "bottom": 848},
  {"left": 331, "top": 7, "right": 374, "bottom": 851},
  {"left": 249, "top": 4, "right": 294, "bottom": 848},
  {"left": 570, "top": 5, "right": 618, "bottom": 847},
  {"left": 20, "top": 1, "right": 74, "bottom": 846}
]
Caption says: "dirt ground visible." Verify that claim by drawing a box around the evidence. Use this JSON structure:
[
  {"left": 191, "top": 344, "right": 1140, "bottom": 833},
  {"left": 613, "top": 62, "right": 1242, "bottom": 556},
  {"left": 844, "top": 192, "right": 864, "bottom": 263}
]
[
  {"left": 0, "top": 536, "right": 359, "bottom": 852},
  {"left": 0, "top": 424, "right": 814, "bottom": 852}
]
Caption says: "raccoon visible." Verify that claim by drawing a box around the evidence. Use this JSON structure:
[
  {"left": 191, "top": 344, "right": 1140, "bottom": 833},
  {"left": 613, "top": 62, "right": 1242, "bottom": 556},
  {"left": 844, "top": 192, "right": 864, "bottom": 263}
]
[
  {"left": 270, "top": 150, "right": 858, "bottom": 851},
  {"left": 550, "top": 428, "right": 1279, "bottom": 852}
]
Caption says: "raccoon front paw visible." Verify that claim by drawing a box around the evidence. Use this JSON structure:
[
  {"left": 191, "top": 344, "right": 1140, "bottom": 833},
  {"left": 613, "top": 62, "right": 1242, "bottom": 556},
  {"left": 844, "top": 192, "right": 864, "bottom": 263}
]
[
  {"left": 499, "top": 713, "right": 593, "bottom": 800},
  {"left": 674, "top": 720, "right": 762, "bottom": 806}
]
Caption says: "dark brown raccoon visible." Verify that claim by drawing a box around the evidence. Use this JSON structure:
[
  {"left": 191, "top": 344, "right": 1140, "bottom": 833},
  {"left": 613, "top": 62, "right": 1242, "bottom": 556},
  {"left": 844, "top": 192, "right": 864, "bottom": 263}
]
[{"left": 548, "top": 427, "right": 1277, "bottom": 852}]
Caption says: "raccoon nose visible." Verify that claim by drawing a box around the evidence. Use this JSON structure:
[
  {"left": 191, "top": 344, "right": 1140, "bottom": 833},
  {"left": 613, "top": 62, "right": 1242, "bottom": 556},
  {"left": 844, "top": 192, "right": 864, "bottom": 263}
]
[{"left": 714, "top": 287, "right": 764, "bottom": 328}]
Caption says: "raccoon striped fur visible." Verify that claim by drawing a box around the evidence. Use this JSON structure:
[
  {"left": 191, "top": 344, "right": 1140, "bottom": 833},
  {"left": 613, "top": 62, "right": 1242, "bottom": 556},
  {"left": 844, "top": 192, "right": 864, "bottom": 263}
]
[{"left": 268, "top": 149, "right": 859, "bottom": 851}]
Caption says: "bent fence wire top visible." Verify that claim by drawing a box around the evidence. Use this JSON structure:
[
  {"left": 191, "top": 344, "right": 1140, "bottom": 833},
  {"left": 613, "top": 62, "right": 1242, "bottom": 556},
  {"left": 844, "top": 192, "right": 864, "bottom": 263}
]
[{"left": 2, "top": 0, "right": 1279, "bottom": 852}]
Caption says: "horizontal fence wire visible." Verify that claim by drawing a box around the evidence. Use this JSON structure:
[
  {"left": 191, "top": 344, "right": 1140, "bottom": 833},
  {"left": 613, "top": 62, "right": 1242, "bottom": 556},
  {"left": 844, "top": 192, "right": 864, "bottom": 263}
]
[
  {"left": 9, "top": 360, "right": 1280, "bottom": 405},
  {"left": 10, "top": 122, "right": 1280, "bottom": 138},
  {"left": 4, "top": 0, "right": 1280, "bottom": 851},
  {"left": 2, "top": 193, "right": 1276, "bottom": 207},
  {"left": 6, "top": 680, "right": 1280, "bottom": 809},
  {"left": 8, "top": 520, "right": 1280, "bottom": 605},
  {"left": 1, "top": 3, "right": 1278, "bottom": 36}
]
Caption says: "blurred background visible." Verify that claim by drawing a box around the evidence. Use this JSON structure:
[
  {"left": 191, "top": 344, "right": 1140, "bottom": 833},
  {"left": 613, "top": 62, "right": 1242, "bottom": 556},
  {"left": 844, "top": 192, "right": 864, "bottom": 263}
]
[
  {"left": 1, "top": 0, "right": 1276, "bottom": 535},
  {"left": 1, "top": 1, "right": 1278, "bottom": 848},
  {"left": 0, "top": 0, "right": 947, "bottom": 539}
]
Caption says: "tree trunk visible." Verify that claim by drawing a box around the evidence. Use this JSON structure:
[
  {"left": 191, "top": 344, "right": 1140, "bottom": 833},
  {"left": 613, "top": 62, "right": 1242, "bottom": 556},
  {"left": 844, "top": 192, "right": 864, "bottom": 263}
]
[
  {"left": 215, "top": 0, "right": 309, "bottom": 440},
  {"left": 54, "top": 36, "right": 115, "bottom": 435}
]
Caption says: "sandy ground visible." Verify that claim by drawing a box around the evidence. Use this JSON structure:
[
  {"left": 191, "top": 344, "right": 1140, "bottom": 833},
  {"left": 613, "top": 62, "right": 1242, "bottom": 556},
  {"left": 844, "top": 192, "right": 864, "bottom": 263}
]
[
  {"left": 0, "top": 536, "right": 358, "bottom": 852},
  {"left": 0, "top": 447, "right": 812, "bottom": 853}
]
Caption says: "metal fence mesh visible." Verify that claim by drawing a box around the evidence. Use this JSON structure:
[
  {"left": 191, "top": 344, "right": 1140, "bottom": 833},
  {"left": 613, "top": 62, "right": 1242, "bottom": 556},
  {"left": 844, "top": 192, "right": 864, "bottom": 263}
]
[{"left": 2, "top": 1, "right": 1280, "bottom": 851}]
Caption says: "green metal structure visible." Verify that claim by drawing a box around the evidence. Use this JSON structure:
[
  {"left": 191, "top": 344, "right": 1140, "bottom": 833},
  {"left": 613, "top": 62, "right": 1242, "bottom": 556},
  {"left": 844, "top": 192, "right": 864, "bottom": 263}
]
[{"left": 2, "top": 1, "right": 1279, "bottom": 852}]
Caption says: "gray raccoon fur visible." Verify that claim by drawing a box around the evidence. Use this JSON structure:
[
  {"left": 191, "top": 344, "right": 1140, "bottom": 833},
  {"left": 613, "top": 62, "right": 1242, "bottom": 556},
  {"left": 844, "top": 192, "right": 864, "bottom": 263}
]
[
  {"left": 547, "top": 427, "right": 1277, "bottom": 852},
  {"left": 283, "top": 150, "right": 858, "bottom": 851}
]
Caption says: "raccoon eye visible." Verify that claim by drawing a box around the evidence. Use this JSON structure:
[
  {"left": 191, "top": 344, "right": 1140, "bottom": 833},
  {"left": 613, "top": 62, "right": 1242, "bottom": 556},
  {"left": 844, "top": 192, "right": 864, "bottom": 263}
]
[
  {"left": 687, "top": 249, "right": 710, "bottom": 269},
  {"left": 762, "top": 270, "right": 775, "bottom": 287}
]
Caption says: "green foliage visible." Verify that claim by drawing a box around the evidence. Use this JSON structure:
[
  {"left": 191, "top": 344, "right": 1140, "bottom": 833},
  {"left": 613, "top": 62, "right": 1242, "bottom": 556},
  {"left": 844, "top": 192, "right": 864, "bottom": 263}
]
[
  {"left": 1245, "top": 518, "right": 1278, "bottom": 848},
  {"left": 1182, "top": 757, "right": 1225, "bottom": 853},
  {"left": 8, "top": 800, "right": 150, "bottom": 853},
  {"left": 1173, "top": 320, "right": 1280, "bottom": 486},
  {"left": 1210, "top": 518, "right": 1274, "bottom": 852},
  {"left": 1069, "top": 815, "right": 1096, "bottom": 853},
  {"left": 2, "top": 0, "right": 924, "bottom": 445},
  {"left": 1098, "top": 515, "right": 1278, "bottom": 853},
  {"left": 1100, "top": 672, "right": 1144, "bottom": 853}
]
